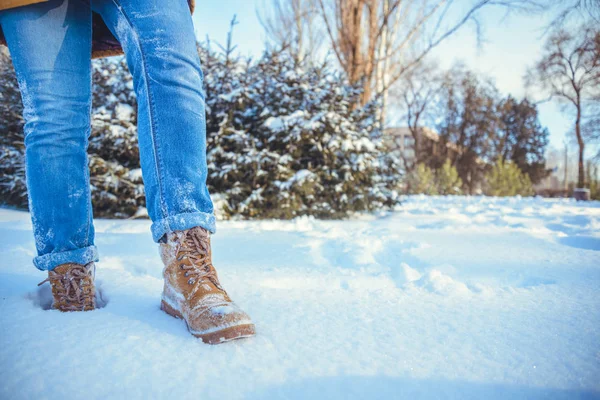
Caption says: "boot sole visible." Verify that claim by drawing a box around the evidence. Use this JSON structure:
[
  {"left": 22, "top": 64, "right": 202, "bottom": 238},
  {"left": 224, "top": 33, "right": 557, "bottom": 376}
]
[{"left": 161, "top": 300, "right": 256, "bottom": 345}]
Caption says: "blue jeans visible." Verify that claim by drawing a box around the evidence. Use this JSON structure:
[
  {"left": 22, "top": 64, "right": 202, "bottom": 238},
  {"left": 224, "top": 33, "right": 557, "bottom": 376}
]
[{"left": 0, "top": 0, "right": 215, "bottom": 271}]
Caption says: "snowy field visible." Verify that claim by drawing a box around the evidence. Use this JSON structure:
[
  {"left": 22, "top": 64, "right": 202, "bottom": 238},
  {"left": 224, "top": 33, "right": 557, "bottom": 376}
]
[{"left": 0, "top": 196, "right": 599, "bottom": 400}]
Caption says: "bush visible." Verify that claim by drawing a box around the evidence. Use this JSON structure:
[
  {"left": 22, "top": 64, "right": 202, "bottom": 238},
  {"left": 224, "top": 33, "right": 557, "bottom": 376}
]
[
  {"left": 404, "top": 161, "right": 463, "bottom": 195},
  {"left": 485, "top": 159, "right": 534, "bottom": 197},
  {"left": 0, "top": 49, "right": 27, "bottom": 209},
  {"left": 201, "top": 47, "right": 401, "bottom": 219},
  {"left": 0, "top": 53, "right": 146, "bottom": 216},
  {"left": 587, "top": 162, "right": 600, "bottom": 200},
  {"left": 0, "top": 45, "right": 402, "bottom": 219},
  {"left": 89, "top": 58, "right": 145, "bottom": 216},
  {"left": 435, "top": 160, "right": 463, "bottom": 195},
  {"left": 406, "top": 164, "right": 437, "bottom": 195}
]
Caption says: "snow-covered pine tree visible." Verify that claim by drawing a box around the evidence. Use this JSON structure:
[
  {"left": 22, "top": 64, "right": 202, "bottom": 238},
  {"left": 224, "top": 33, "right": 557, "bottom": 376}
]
[
  {"left": 1, "top": 43, "right": 401, "bottom": 219},
  {"left": 0, "top": 48, "right": 27, "bottom": 208},
  {"left": 90, "top": 58, "right": 145, "bottom": 218},
  {"left": 202, "top": 48, "right": 401, "bottom": 218},
  {"left": 0, "top": 52, "right": 145, "bottom": 217}
]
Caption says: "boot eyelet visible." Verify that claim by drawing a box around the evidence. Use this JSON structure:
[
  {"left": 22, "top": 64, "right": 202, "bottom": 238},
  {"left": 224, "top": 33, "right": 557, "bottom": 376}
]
[
  {"left": 179, "top": 264, "right": 185, "bottom": 269},
  {"left": 188, "top": 279, "right": 195, "bottom": 285},
  {"left": 184, "top": 272, "right": 189, "bottom": 277}
]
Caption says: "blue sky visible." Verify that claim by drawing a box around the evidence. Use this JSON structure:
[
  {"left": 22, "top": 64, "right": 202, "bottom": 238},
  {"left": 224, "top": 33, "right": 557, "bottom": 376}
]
[{"left": 192, "top": 1, "right": 573, "bottom": 150}]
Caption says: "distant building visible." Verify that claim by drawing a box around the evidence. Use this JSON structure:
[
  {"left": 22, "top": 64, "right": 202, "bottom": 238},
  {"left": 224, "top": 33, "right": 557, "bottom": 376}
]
[
  {"left": 384, "top": 126, "right": 463, "bottom": 170},
  {"left": 384, "top": 126, "right": 489, "bottom": 194},
  {"left": 384, "top": 127, "right": 440, "bottom": 169}
]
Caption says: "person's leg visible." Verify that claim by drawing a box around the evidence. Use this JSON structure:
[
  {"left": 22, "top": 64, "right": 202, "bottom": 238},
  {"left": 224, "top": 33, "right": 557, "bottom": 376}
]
[
  {"left": 91, "top": 0, "right": 253, "bottom": 343},
  {"left": 0, "top": 0, "right": 97, "bottom": 271},
  {"left": 91, "top": 0, "right": 215, "bottom": 243}
]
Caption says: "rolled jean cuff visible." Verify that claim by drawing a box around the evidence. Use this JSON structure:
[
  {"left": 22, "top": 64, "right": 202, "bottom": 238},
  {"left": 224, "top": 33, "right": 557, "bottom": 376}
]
[
  {"left": 33, "top": 245, "right": 99, "bottom": 272},
  {"left": 151, "top": 211, "right": 217, "bottom": 243}
]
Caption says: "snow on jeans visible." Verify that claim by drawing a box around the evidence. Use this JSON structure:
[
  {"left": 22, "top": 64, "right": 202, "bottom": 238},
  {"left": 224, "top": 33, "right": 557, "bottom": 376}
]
[{"left": 0, "top": 0, "right": 216, "bottom": 271}]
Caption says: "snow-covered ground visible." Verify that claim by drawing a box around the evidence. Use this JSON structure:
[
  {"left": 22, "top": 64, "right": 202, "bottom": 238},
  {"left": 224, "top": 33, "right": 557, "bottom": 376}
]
[{"left": 1, "top": 196, "right": 599, "bottom": 400}]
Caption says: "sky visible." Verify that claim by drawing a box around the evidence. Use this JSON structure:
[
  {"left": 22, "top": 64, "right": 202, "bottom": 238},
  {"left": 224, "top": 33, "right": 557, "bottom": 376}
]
[{"left": 191, "top": 1, "right": 574, "bottom": 151}]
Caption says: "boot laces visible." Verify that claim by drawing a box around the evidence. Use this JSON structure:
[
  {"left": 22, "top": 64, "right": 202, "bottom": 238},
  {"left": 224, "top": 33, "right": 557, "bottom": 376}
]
[
  {"left": 38, "top": 263, "right": 94, "bottom": 310},
  {"left": 177, "top": 229, "right": 224, "bottom": 293}
]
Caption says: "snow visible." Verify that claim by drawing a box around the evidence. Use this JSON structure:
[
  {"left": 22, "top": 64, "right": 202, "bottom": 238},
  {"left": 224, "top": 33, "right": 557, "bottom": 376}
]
[
  {"left": 1, "top": 196, "right": 599, "bottom": 399},
  {"left": 127, "top": 168, "right": 143, "bottom": 183},
  {"left": 263, "top": 110, "right": 307, "bottom": 132},
  {"left": 115, "top": 103, "right": 134, "bottom": 121},
  {"left": 276, "top": 169, "right": 315, "bottom": 190}
]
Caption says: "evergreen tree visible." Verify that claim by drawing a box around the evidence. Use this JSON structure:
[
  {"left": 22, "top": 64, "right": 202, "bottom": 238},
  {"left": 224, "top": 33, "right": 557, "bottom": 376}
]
[
  {"left": 0, "top": 52, "right": 146, "bottom": 217},
  {"left": 0, "top": 49, "right": 27, "bottom": 208},
  {"left": 586, "top": 161, "right": 600, "bottom": 200},
  {"left": 202, "top": 46, "right": 401, "bottom": 218},
  {"left": 497, "top": 96, "right": 550, "bottom": 184},
  {"left": 406, "top": 164, "right": 437, "bottom": 195},
  {"left": 0, "top": 44, "right": 402, "bottom": 219},
  {"left": 435, "top": 160, "right": 462, "bottom": 195},
  {"left": 89, "top": 57, "right": 145, "bottom": 217},
  {"left": 436, "top": 69, "right": 501, "bottom": 194}
]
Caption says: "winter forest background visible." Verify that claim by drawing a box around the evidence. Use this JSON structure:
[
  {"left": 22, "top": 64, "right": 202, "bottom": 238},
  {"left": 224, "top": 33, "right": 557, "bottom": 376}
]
[{"left": 0, "top": 0, "right": 599, "bottom": 219}]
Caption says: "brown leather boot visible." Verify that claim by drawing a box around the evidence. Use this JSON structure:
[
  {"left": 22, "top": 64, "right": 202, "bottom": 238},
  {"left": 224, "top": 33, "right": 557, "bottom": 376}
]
[
  {"left": 38, "top": 262, "right": 96, "bottom": 312},
  {"left": 159, "top": 226, "right": 255, "bottom": 344}
]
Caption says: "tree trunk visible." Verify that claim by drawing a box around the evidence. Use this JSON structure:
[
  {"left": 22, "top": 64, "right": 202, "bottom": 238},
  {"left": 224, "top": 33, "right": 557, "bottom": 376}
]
[
  {"left": 413, "top": 128, "right": 420, "bottom": 168},
  {"left": 294, "top": 0, "right": 304, "bottom": 64},
  {"left": 563, "top": 144, "right": 568, "bottom": 190},
  {"left": 575, "top": 104, "right": 585, "bottom": 188}
]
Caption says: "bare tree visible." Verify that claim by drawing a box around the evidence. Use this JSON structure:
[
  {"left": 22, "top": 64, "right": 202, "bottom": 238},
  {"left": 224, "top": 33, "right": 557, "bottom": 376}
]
[
  {"left": 316, "top": 0, "right": 542, "bottom": 115},
  {"left": 527, "top": 25, "right": 600, "bottom": 188},
  {"left": 258, "top": 0, "right": 322, "bottom": 64},
  {"left": 546, "top": 0, "right": 600, "bottom": 27},
  {"left": 582, "top": 110, "right": 600, "bottom": 160},
  {"left": 374, "top": 0, "right": 403, "bottom": 125},
  {"left": 390, "top": 61, "right": 444, "bottom": 170}
]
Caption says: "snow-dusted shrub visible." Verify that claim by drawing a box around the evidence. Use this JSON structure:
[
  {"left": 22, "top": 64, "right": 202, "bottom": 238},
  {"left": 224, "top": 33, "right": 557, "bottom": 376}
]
[
  {"left": 88, "top": 155, "right": 145, "bottom": 218},
  {"left": 405, "top": 164, "right": 437, "bottom": 195},
  {"left": 0, "top": 49, "right": 28, "bottom": 208},
  {"left": 0, "top": 45, "right": 401, "bottom": 219},
  {"left": 0, "top": 53, "right": 146, "bottom": 216},
  {"left": 88, "top": 58, "right": 146, "bottom": 216},
  {"left": 485, "top": 159, "right": 534, "bottom": 197},
  {"left": 202, "top": 47, "right": 401, "bottom": 218},
  {"left": 0, "top": 145, "right": 26, "bottom": 207},
  {"left": 587, "top": 163, "right": 600, "bottom": 200},
  {"left": 91, "top": 58, "right": 140, "bottom": 168},
  {"left": 435, "top": 160, "right": 463, "bottom": 195}
]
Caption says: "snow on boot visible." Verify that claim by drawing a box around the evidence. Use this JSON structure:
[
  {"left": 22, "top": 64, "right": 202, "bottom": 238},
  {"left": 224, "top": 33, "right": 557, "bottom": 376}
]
[
  {"left": 159, "top": 226, "right": 255, "bottom": 344},
  {"left": 38, "top": 262, "right": 96, "bottom": 312}
]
